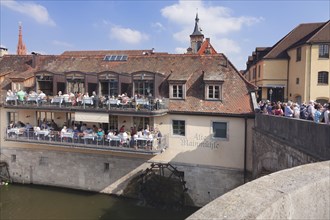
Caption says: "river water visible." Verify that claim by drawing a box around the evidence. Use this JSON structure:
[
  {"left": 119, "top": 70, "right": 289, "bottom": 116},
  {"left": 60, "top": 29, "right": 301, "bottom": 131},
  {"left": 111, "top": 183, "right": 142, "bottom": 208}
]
[{"left": 0, "top": 183, "right": 198, "bottom": 220}]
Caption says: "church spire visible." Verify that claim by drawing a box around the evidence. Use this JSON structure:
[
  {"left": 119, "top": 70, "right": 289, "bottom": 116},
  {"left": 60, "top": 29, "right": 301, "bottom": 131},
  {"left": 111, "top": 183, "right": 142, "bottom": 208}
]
[
  {"left": 191, "top": 13, "right": 204, "bottom": 36},
  {"left": 190, "top": 13, "right": 204, "bottom": 54},
  {"left": 17, "top": 22, "right": 27, "bottom": 55}
]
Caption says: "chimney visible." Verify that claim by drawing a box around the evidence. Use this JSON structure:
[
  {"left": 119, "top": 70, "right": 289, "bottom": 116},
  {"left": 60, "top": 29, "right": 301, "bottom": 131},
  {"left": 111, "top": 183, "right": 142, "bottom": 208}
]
[
  {"left": 186, "top": 47, "right": 193, "bottom": 54},
  {"left": 31, "top": 52, "right": 40, "bottom": 68}
]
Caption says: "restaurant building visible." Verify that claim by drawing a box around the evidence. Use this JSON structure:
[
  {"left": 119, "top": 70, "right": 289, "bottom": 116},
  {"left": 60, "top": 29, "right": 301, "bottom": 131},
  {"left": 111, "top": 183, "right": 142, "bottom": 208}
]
[{"left": 0, "top": 15, "right": 257, "bottom": 206}]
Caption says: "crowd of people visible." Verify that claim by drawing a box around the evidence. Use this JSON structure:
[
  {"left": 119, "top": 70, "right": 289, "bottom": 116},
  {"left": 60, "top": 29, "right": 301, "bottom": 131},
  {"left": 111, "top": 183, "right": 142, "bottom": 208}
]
[
  {"left": 258, "top": 100, "right": 330, "bottom": 124},
  {"left": 6, "top": 89, "right": 164, "bottom": 110},
  {"left": 7, "top": 118, "right": 163, "bottom": 150},
  {"left": 7, "top": 89, "right": 47, "bottom": 104}
]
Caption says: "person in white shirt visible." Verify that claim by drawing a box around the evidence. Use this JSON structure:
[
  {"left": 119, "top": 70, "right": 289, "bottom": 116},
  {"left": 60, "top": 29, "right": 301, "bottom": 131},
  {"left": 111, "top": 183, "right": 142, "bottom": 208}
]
[
  {"left": 107, "top": 131, "right": 114, "bottom": 139},
  {"left": 61, "top": 126, "right": 67, "bottom": 137},
  {"left": 38, "top": 91, "right": 46, "bottom": 104},
  {"left": 7, "top": 89, "right": 14, "bottom": 96}
]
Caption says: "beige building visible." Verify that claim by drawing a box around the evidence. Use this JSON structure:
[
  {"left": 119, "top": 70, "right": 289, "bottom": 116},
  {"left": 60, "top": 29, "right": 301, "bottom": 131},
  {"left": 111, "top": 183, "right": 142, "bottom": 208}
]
[
  {"left": 0, "top": 15, "right": 257, "bottom": 206},
  {"left": 245, "top": 21, "right": 330, "bottom": 104}
]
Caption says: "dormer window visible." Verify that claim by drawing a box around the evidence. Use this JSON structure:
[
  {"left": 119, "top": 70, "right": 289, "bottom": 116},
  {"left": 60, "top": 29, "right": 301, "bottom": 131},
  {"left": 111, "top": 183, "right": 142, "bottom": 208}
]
[
  {"left": 98, "top": 72, "right": 119, "bottom": 97},
  {"left": 203, "top": 71, "right": 224, "bottom": 101},
  {"left": 133, "top": 72, "right": 155, "bottom": 97},
  {"left": 205, "top": 84, "right": 222, "bottom": 100},
  {"left": 35, "top": 72, "right": 54, "bottom": 96},
  {"left": 65, "top": 72, "right": 85, "bottom": 94},
  {"left": 170, "top": 84, "right": 186, "bottom": 99}
]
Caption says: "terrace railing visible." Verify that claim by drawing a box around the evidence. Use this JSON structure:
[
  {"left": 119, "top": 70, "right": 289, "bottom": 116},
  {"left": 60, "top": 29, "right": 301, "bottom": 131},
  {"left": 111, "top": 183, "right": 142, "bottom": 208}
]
[
  {"left": 4, "top": 128, "right": 168, "bottom": 155},
  {"left": 2, "top": 95, "right": 169, "bottom": 113}
]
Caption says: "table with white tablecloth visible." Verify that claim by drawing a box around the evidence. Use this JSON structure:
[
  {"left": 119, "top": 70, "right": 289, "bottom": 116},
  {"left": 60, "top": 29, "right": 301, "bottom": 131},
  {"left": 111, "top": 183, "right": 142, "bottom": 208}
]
[
  {"left": 35, "top": 130, "right": 50, "bottom": 140},
  {"left": 7, "top": 128, "right": 26, "bottom": 137}
]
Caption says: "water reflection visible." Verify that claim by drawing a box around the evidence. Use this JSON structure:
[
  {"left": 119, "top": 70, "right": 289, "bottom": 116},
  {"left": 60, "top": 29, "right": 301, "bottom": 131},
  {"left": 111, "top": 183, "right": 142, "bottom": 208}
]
[{"left": 0, "top": 184, "right": 198, "bottom": 220}]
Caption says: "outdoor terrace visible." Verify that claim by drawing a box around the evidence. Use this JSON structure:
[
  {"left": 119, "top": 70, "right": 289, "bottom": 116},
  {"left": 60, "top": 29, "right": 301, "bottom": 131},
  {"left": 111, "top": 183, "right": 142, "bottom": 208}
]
[
  {"left": 5, "top": 128, "right": 168, "bottom": 155},
  {"left": 2, "top": 95, "right": 169, "bottom": 116}
]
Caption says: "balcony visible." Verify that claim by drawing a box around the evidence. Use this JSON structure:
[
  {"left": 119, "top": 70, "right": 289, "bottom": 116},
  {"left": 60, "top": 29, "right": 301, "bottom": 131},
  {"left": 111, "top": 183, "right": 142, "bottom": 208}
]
[
  {"left": 4, "top": 128, "right": 168, "bottom": 155},
  {"left": 2, "top": 95, "right": 169, "bottom": 116}
]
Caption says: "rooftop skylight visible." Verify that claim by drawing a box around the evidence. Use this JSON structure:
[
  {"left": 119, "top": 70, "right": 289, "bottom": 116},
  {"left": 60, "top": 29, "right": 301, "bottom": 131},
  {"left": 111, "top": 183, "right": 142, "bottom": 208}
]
[{"left": 103, "top": 55, "right": 128, "bottom": 61}]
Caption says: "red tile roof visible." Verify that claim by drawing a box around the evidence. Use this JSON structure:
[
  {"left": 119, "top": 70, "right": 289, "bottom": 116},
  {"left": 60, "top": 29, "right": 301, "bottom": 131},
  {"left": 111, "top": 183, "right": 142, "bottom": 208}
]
[
  {"left": 0, "top": 52, "right": 256, "bottom": 115},
  {"left": 0, "top": 55, "right": 32, "bottom": 76},
  {"left": 61, "top": 49, "right": 167, "bottom": 56},
  {"left": 197, "top": 39, "right": 217, "bottom": 55}
]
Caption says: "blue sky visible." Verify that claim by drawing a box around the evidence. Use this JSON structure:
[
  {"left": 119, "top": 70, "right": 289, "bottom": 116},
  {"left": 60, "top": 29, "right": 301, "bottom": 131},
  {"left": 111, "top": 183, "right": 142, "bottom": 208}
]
[{"left": 1, "top": 0, "right": 329, "bottom": 70}]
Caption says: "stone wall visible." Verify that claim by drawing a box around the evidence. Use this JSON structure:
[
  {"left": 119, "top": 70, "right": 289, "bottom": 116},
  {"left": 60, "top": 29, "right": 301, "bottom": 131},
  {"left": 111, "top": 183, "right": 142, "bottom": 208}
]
[
  {"left": 165, "top": 162, "right": 244, "bottom": 207},
  {"left": 188, "top": 161, "right": 330, "bottom": 220},
  {"left": 253, "top": 114, "right": 330, "bottom": 177},
  {"left": 0, "top": 147, "right": 244, "bottom": 207},
  {"left": 1, "top": 147, "right": 148, "bottom": 192}
]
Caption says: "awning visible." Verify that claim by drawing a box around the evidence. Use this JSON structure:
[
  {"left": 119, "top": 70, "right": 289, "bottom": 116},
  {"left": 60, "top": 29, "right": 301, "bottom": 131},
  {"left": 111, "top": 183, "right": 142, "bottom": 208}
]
[{"left": 75, "top": 112, "right": 109, "bottom": 123}]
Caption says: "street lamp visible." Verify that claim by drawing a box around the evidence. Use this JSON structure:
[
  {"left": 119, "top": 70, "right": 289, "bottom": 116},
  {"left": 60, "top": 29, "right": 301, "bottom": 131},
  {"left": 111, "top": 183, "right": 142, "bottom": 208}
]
[{"left": 269, "top": 88, "right": 273, "bottom": 103}]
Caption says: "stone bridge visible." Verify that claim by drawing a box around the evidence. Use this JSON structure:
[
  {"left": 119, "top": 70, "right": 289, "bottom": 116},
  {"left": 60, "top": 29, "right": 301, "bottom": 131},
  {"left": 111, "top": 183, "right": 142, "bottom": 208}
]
[{"left": 252, "top": 114, "right": 330, "bottom": 177}]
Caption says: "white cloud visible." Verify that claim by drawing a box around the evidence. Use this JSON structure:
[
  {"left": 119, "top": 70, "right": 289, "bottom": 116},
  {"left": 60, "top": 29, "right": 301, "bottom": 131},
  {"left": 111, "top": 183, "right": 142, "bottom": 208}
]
[
  {"left": 212, "top": 38, "right": 241, "bottom": 54},
  {"left": 110, "top": 26, "right": 149, "bottom": 44},
  {"left": 161, "top": 0, "right": 263, "bottom": 54},
  {"left": 173, "top": 29, "right": 191, "bottom": 43},
  {"left": 151, "top": 22, "right": 166, "bottom": 32},
  {"left": 1, "top": 0, "right": 55, "bottom": 26},
  {"left": 52, "top": 40, "right": 73, "bottom": 48}
]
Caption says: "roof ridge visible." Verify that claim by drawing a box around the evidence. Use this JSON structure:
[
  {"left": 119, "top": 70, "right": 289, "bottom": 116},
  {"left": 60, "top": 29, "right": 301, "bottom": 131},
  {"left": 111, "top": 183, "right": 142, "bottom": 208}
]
[
  {"left": 264, "top": 22, "right": 325, "bottom": 59},
  {"left": 264, "top": 24, "right": 299, "bottom": 59}
]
